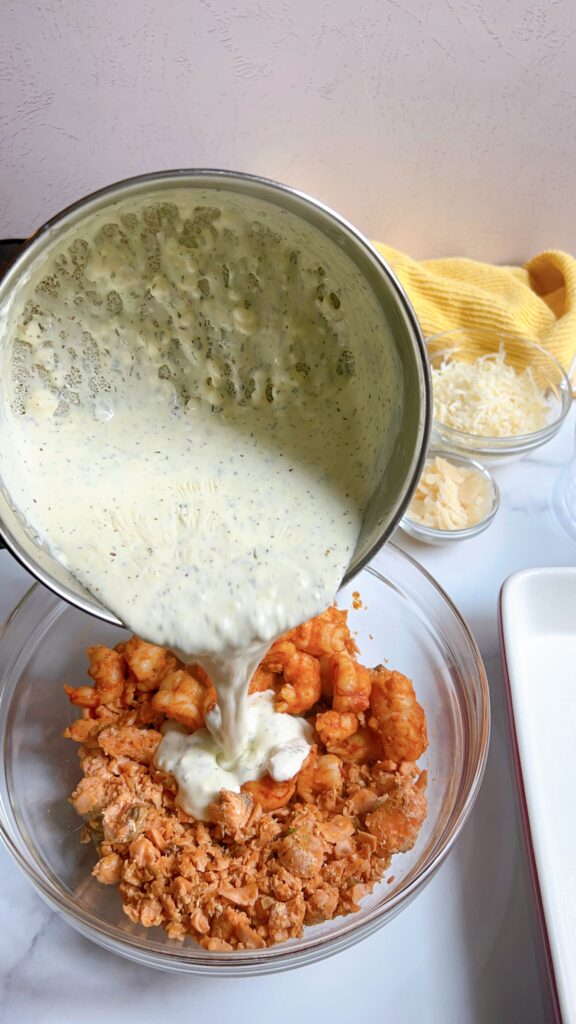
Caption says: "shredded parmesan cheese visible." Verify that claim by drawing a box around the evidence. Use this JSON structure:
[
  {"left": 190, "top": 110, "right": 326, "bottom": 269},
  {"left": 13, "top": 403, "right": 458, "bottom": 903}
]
[
  {"left": 432, "top": 348, "right": 549, "bottom": 437},
  {"left": 408, "top": 456, "right": 492, "bottom": 531}
]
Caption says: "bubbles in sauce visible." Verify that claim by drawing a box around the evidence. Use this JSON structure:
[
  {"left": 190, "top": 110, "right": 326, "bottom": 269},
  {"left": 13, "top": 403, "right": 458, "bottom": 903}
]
[{"left": 0, "top": 187, "right": 402, "bottom": 815}]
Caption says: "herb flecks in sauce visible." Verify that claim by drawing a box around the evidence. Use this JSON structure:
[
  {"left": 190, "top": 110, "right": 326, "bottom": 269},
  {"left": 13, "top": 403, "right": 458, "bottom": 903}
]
[{"left": 0, "top": 187, "right": 402, "bottom": 814}]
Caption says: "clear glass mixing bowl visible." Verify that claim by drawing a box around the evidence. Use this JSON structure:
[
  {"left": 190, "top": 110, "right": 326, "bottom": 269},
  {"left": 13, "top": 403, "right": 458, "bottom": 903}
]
[{"left": 0, "top": 545, "right": 489, "bottom": 975}]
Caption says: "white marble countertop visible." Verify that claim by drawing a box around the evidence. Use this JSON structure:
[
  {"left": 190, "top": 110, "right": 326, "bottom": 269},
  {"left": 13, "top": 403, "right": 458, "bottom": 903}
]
[{"left": 1, "top": 410, "right": 574, "bottom": 1024}]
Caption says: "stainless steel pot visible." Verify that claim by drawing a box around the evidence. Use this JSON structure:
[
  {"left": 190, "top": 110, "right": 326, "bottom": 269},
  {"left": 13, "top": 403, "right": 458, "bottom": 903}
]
[{"left": 0, "top": 169, "right": 431, "bottom": 627}]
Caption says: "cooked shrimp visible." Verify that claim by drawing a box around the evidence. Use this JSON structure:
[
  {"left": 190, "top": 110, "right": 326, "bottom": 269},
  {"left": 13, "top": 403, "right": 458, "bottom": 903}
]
[
  {"left": 314, "top": 709, "right": 358, "bottom": 745},
  {"left": 276, "top": 655, "right": 321, "bottom": 713},
  {"left": 64, "top": 645, "right": 126, "bottom": 708},
  {"left": 322, "top": 653, "right": 372, "bottom": 713},
  {"left": 122, "top": 637, "right": 179, "bottom": 691},
  {"left": 242, "top": 775, "right": 296, "bottom": 810},
  {"left": 263, "top": 640, "right": 321, "bottom": 714},
  {"left": 64, "top": 684, "right": 99, "bottom": 710},
  {"left": 296, "top": 752, "right": 344, "bottom": 802},
  {"left": 368, "top": 667, "right": 428, "bottom": 763},
  {"left": 286, "top": 605, "right": 357, "bottom": 657},
  {"left": 365, "top": 773, "right": 427, "bottom": 855},
  {"left": 151, "top": 669, "right": 214, "bottom": 730},
  {"left": 63, "top": 717, "right": 101, "bottom": 744},
  {"left": 261, "top": 639, "right": 295, "bottom": 674},
  {"left": 87, "top": 646, "right": 126, "bottom": 701},
  {"left": 322, "top": 725, "right": 380, "bottom": 764},
  {"left": 248, "top": 668, "right": 279, "bottom": 695}
]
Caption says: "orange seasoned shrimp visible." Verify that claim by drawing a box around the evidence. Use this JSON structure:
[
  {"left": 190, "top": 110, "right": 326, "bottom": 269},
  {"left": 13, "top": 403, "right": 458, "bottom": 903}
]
[
  {"left": 87, "top": 646, "right": 126, "bottom": 700},
  {"left": 63, "top": 684, "right": 100, "bottom": 710},
  {"left": 296, "top": 751, "right": 344, "bottom": 803},
  {"left": 365, "top": 773, "right": 427, "bottom": 855},
  {"left": 321, "top": 653, "right": 372, "bottom": 713},
  {"left": 368, "top": 667, "right": 428, "bottom": 763},
  {"left": 263, "top": 640, "right": 321, "bottom": 714},
  {"left": 248, "top": 668, "right": 279, "bottom": 695},
  {"left": 63, "top": 716, "right": 101, "bottom": 744},
  {"left": 151, "top": 669, "right": 215, "bottom": 731},
  {"left": 286, "top": 606, "right": 357, "bottom": 658},
  {"left": 65, "top": 645, "right": 126, "bottom": 708},
  {"left": 314, "top": 709, "right": 358, "bottom": 745},
  {"left": 261, "top": 639, "right": 296, "bottom": 674},
  {"left": 121, "top": 637, "right": 179, "bottom": 691},
  {"left": 322, "top": 725, "right": 380, "bottom": 764},
  {"left": 242, "top": 775, "right": 296, "bottom": 810},
  {"left": 276, "top": 652, "right": 321, "bottom": 713}
]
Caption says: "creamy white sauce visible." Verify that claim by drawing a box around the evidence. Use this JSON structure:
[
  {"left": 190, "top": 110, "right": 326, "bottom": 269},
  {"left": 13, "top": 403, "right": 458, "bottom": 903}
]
[
  {"left": 0, "top": 187, "right": 402, "bottom": 816},
  {"left": 157, "top": 690, "right": 313, "bottom": 819}
]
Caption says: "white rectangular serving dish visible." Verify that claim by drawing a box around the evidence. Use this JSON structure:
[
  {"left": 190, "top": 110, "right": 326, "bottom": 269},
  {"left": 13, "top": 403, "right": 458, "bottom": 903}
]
[{"left": 500, "top": 567, "right": 576, "bottom": 1024}]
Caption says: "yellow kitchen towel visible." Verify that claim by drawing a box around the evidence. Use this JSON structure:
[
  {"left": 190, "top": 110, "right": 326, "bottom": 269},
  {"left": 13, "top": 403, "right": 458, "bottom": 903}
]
[{"left": 373, "top": 244, "right": 576, "bottom": 386}]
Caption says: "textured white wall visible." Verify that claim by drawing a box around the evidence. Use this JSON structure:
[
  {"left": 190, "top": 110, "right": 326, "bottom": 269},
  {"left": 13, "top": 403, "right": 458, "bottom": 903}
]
[{"left": 2, "top": 0, "right": 576, "bottom": 261}]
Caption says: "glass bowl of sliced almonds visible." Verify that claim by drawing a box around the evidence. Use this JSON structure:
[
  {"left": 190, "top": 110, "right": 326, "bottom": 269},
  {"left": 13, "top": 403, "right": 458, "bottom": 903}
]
[
  {"left": 427, "top": 329, "right": 572, "bottom": 464},
  {"left": 400, "top": 449, "right": 500, "bottom": 545}
]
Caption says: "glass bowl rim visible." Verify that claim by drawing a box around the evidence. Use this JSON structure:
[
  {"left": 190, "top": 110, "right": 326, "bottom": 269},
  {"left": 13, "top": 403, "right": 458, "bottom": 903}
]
[
  {"left": 426, "top": 330, "right": 573, "bottom": 450},
  {"left": 401, "top": 448, "right": 500, "bottom": 542},
  {"left": 0, "top": 546, "right": 491, "bottom": 971}
]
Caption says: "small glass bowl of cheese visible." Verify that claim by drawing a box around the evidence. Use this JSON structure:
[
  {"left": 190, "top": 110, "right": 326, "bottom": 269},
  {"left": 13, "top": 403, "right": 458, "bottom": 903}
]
[
  {"left": 427, "top": 329, "right": 572, "bottom": 463},
  {"left": 400, "top": 449, "right": 499, "bottom": 544}
]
